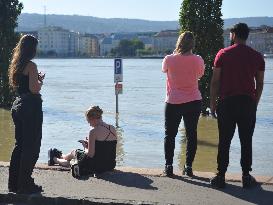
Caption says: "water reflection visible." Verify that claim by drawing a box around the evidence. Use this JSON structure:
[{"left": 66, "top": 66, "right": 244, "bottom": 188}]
[
  {"left": 0, "top": 109, "right": 14, "bottom": 162},
  {"left": 115, "top": 127, "right": 125, "bottom": 166},
  {"left": 178, "top": 116, "right": 218, "bottom": 172}
]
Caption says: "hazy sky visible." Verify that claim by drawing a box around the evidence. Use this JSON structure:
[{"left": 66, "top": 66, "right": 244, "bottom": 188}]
[{"left": 20, "top": 0, "right": 273, "bottom": 21}]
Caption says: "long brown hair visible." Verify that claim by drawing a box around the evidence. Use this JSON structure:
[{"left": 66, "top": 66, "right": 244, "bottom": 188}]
[
  {"left": 8, "top": 35, "right": 38, "bottom": 90},
  {"left": 174, "top": 31, "right": 195, "bottom": 54}
]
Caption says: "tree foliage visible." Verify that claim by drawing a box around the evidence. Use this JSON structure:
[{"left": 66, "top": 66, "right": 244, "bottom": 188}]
[
  {"left": 0, "top": 0, "right": 23, "bottom": 108},
  {"left": 111, "top": 39, "right": 144, "bottom": 57},
  {"left": 180, "top": 0, "right": 224, "bottom": 113}
]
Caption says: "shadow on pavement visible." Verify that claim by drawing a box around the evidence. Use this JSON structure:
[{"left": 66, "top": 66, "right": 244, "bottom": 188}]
[
  {"left": 221, "top": 183, "right": 273, "bottom": 205},
  {"left": 95, "top": 170, "right": 158, "bottom": 190},
  {"left": 174, "top": 175, "right": 273, "bottom": 205},
  {"left": 173, "top": 175, "right": 211, "bottom": 188}
]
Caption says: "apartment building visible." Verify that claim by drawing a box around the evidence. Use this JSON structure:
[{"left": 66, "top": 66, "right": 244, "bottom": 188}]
[
  {"left": 223, "top": 26, "right": 273, "bottom": 55},
  {"left": 248, "top": 27, "right": 273, "bottom": 54},
  {"left": 79, "top": 34, "right": 99, "bottom": 57},
  {"left": 69, "top": 31, "right": 80, "bottom": 57},
  {"left": 38, "top": 26, "right": 73, "bottom": 56},
  {"left": 153, "top": 30, "right": 179, "bottom": 54}
]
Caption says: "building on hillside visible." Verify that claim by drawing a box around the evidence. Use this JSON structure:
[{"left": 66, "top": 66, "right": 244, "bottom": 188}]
[
  {"left": 99, "top": 33, "right": 140, "bottom": 56},
  {"left": 153, "top": 30, "right": 179, "bottom": 55},
  {"left": 79, "top": 34, "right": 99, "bottom": 57},
  {"left": 223, "top": 29, "right": 231, "bottom": 48},
  {"left": 138, "top": 36, "right": 154, "bottom": 49},
  {"left": 69, "top": 31, "right": 80, "bottom": 57},
  {"left": 99, "top": 37, "right": 114, "bottom": 56},
  {"left": 223, "top": 26, "right": 273, "bottom": 55},
  {"left": 19, "top": 31, "right": 38, "bottom": 38},
  {"left": 248, "top": 27, "right": 273, "bottom": 54},
  {"left": 38, "top": 26, "right": 79, "bottom": 57},
  {"left": 112, "top": 33, "right": 138, "bottom": 46}
]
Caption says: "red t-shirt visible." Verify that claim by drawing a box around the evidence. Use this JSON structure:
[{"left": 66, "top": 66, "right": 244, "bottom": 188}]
[{"left": 214, "top": 44, "right": 265, "bottom": 100}]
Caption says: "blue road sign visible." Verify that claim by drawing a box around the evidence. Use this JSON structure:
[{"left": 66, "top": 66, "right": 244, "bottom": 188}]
[{"left": 114, "top": 58, "right": 123, "bottom": 83}]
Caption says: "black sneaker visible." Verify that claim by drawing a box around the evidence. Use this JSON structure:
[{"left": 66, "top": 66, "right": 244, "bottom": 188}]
[
  {"left": 163, "top": 165, "right": 173, "bottom": 177},
  {"left": 182, "top": 165, "right": 193, "bottom": 177},
  {"left": 210, "top": 174, "right": 226, "bottom": 188},
  {"left": 53, "top": 148, "right": 62, "bottom": 158},
  {"left": 48, "top": 148, "right": 62, "bottom": 166},
  {"left": 242, "top": 174, "right": 257, "bottom": 188}
]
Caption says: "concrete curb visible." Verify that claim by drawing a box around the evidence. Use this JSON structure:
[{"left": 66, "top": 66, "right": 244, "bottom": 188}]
[
  {"left": 0, "top": 192, "right": 156, "bottom": 205},
  {"left": 1, "top": 161, "right": 273, "bottom": 205},
  {"left": 0, "top": 161, "right": 272, "bottom": 185}
]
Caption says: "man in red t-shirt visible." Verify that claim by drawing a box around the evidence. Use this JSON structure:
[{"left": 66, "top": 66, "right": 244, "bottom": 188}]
[{"left": 210, "top": 23, "right": 265, "bottom": 188}]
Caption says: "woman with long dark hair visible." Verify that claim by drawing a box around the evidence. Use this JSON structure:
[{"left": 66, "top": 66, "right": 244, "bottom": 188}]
[
  {"left": 8, "top": 35, "right": 44, "bottom": 194},
  {"left": 162, "top": 31, "right": 205, "bottom": 177}
]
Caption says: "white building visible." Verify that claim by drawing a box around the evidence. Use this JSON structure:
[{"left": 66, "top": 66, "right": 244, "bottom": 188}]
[
  {"left": 223, "top": 27, "right": 273, "bottom": 54},
  {"left": 248, "top": 27, "right": 273, "bottom": 54},
  {"left": 38, "top": 26, "right": 78, "bottom": 56},
  {"left": 153, "top": 30, "right": 179, "bottom": 54},
  {"left": 69, "top": 31, "right": 80, "bottom": 57}
]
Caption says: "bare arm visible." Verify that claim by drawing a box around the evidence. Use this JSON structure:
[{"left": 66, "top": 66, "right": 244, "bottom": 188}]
[
  {"left": 210, "top": 67, "right": 221, "bottom": 117},
  {"left": 198, "top": 58, "right": 205, "bottom": 78},
  {"left": 27, "top": 63, "right": 43, "bottom": 94},
  {"left": 255, "top": 70, "right": 264, "bottom": 106},
  {"left": 162, "top": 57, "right": 168, "bottom": 73}
]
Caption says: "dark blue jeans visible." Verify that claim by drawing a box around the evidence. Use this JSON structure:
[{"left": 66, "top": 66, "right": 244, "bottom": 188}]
[
  {"left": 164, "top": 100, "right": 201, "bottom": 166},
  {"left": 8, "top": 94, "right": 43, "bottom": 191},
  {"left": 216, "top": 95, "right": 256, "bottom": 176}
]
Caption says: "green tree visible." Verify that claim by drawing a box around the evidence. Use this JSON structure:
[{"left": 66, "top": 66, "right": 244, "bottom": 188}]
[
  {"left": 180, "top": 0, "right": 224, "bottom": 113},
  {"left": 137, "top": 47, "right": 154, "bottom": 56},
  {"left": 111, "top": 39, "right": 144, "bottom": 57},
  {"left": 0, "top": 0, "right": 23, "bottom": 108}
]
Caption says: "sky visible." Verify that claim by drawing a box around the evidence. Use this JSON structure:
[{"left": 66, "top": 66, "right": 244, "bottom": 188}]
[{"left": 20, "top": 0, "right": 273, "bottom": 21}]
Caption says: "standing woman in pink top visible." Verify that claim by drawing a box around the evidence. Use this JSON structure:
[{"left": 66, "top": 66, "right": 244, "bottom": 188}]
[{"left": 162, "top": 31, "right": 205, "bottom": 177}]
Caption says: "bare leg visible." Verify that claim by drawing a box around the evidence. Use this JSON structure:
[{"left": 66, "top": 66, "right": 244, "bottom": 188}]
[
  {"left": 53, "top": 150, "right": 76, "bottom": 167},
  {"left": 54, "top": 158, "right": 70, "bottom": 167},
  {"left": 62, "top": 150, "right": 76, "bottom": 161}
]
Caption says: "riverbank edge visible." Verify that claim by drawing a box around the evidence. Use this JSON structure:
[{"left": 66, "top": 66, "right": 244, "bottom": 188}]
[
  {"left": 1, "top": 161, "right": 272, "bottom": 184},
  {"left": 1, "top": 161, "right": 273, "bottom": 205}
]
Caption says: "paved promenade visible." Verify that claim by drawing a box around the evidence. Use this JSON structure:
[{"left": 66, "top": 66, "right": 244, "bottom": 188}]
[{"left": 0, "top": 162, "right": 273, "bottom": 205}]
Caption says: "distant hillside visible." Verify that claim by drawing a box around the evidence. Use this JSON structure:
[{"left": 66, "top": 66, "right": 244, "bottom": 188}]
[
  {"left": 224, "top": 17, "right": 273, "bottom": 28},
  {"left": 17, "top": 13, "right": 273, "bottom": 33},
  {"left": 17, "top": 13, "right": 179, "bottom": 33}
]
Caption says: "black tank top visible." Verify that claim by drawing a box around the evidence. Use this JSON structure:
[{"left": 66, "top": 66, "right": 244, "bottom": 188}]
[
  {"left": 93, "top": 140, "right": 117, "bottom": 172},
  {"left": 93, "top": 124, "right": 117, "bottom": 172},
  {"left": 17, "top": 74, "right": 30, "bottom": 95}
]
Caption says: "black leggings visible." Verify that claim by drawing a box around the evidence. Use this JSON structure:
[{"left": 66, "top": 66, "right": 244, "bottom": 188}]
[
  {"left": 164, "top": 100, "right": 201, "bottom": 166},
  {"left": 8, "top": 94, "right": 43, "bottom": 191}
]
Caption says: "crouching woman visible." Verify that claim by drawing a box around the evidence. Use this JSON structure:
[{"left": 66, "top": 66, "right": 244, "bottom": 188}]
[{"left": 48, "top": 106, "right": 117, "bottom": 177}]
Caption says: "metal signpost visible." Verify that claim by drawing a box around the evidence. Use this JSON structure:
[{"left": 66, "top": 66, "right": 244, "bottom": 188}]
[{"left": 114, "top": 58, "right": 123, "bottom": 127}]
